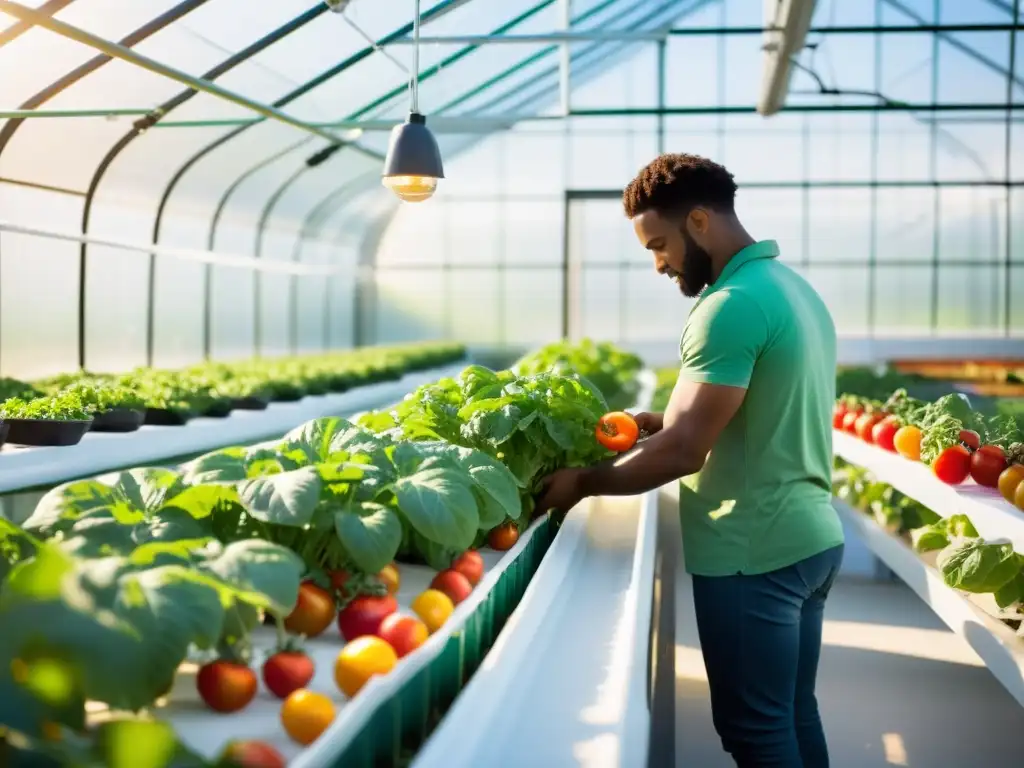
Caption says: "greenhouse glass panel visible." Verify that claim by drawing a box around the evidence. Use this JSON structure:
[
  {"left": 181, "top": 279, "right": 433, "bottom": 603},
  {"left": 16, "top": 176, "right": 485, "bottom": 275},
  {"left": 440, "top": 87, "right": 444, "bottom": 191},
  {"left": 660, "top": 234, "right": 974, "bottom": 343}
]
[
  {"left": 874, "top": 265, "right": 934, "bottom": 336},
  {"left": 936, "top": 265, "right": 1005, "bottom": 334},
  {"left": 720, "top": 114, "right": 805, "bottom": 184},
  {"left": 448, "top": 268, "right": 501, "bottom": 345},
  {"left": 875, "top": 187, "right": 935, "bottom": 265},
  {"left": 806, "top": 188, "right": 873, "bottom": 264},
  {"left": 501, "top": 268, "right": 562, "bottom": 348},
  {"left": 937, "top": 186, "right": 1007, "bottom": 264},
  {"left": 733, "top": 188, "right": 803, "bottom": 266},
  {"left": 806, "top": 266, "right": 869, "bottom": 336}
]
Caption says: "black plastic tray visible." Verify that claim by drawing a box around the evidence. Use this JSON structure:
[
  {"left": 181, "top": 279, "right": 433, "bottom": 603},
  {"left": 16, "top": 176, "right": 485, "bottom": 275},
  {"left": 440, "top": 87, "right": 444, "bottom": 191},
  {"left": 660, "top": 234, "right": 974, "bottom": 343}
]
[
  {"left": 91, "top": 408, "right": 145, "bottom": 433},
  {"left": 202, "top": 401, "right": 233, "bottom": 419},
  {"left": 0, "top": 420, "right": 9, "bottom": 449},
  {"left": 145, "top": 408, "right": 192, "bottom": 427},
  {"left": 230, "top": 395, "right": 270, "bottom": 411},
  {"left": 5, "top": 418, "right": 93, "bottom": 447}
]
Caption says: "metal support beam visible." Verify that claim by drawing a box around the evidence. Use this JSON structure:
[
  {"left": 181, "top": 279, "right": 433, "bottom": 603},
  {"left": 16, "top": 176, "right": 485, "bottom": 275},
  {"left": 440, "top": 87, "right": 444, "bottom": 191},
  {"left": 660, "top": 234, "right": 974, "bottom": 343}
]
[
  {"left": 559, "top": 0, "right": 573, "bottom": 116},
  {"left": 0, "top": 0, "right": 361, "bottom": 146},
  {"left": 386, "top": 29, "right": 665, "bottom": 44}
]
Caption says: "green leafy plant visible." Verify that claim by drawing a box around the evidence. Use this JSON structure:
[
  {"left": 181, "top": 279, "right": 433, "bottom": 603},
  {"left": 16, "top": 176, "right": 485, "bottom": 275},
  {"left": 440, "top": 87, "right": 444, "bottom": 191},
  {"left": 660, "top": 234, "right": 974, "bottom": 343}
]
[
  {"left": 53, "top": 381, "right": 146, "bottom": 415},
  {"left": 0, "top": 393, "right": 92, "bottom": 421},
  {"left": 514, "top": 339, "right": 643, "bottom": 411}
]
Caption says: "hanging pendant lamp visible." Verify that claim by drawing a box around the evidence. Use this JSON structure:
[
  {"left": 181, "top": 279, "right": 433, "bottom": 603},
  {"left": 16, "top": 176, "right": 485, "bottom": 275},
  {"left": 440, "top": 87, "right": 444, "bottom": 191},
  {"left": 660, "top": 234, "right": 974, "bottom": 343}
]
[{"left": 381, "top": 0, "right": 444, "bottom": 202}]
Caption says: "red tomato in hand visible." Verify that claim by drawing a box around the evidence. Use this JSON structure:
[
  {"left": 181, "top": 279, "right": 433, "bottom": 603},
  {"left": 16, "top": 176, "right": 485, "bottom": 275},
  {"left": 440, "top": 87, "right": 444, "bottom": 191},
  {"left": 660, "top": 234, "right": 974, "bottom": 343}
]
[
  {"left": 284, "top": 582, "right": 336, "bottom": 638},
  {"left": 959, "top": 429, "right": 981, "bottom": 452},
  {"left": 262, "top": 651, "right": 315, "bottom": 700},
  {"left": 451, "top": 550, "right": 485, "bottom": 586},
  {"left": 841, "top": 410, "right": 862, "bottom": 434},
  {"left": 377, "top": 614, "right": 429, "bottom": 658},
  {"left": 933, "top": 445, "right": 972, "bottom": 485},
  {"left": 337, "top": 595, "right": 397, "bottom": 642},
  {"left": 871, "top": 416, "right": 900, "bottom": 452},
  {"left": 430, "top": 569, "right": 473, "bottom": 606},
  {"left": 196, "top": 660, "right": 257, "bottom": 713},
  {"left": 219, "top": 740, "right": 286, "bottom": 768},
  {"left": 855, "top": 412, "right": 883, "bottom": 443},
  {"left": 970, "top": 445, "right": 1008, "bottom": 488},
  {"left": 596, "top": 412, "right": 640, "bottom": 452}
]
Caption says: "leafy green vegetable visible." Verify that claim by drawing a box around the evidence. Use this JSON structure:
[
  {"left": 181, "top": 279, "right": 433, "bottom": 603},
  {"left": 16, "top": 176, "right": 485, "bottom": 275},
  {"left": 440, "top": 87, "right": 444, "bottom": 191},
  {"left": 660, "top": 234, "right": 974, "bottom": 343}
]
[
  {"left": 937, "top": 538, "right": 1021, "bottom": 595},
  {"left": 0, "top": 393, "right": 92, "bottom": 421},
  {"left": 53, "top": 381, "right": 145, "bottom": 414},
  {"left": 513, "top": 338, "right": 643, "bottom": 411}
]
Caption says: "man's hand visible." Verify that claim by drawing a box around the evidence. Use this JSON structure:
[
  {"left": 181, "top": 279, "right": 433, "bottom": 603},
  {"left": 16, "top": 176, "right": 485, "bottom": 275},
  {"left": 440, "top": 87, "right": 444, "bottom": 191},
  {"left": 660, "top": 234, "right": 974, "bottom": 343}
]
[
  {"left": 533, "top": 467, "right": 586, "bottom": 519},
  {"left": 632, "top": 411, "right": 664, "bottom": 436}
]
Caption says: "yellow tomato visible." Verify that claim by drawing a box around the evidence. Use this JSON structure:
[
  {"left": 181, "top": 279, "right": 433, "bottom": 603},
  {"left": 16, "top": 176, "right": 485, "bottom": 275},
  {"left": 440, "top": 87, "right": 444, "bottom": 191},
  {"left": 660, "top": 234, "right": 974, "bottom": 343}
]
[
  {"left": 334, "top": 636, "right": 398, "bottom": 698},
  {"left": 893, "top": 425, "right": 922, "bottom": 461},
  {"left": 411, "top": 589, "right": 455, "bottom": 634},
  {"left": 280, "top": 689, "right": 335, "bottom": 746},
  {"left": 998, "top": 465, "right": 1024, "bottom": 504}
]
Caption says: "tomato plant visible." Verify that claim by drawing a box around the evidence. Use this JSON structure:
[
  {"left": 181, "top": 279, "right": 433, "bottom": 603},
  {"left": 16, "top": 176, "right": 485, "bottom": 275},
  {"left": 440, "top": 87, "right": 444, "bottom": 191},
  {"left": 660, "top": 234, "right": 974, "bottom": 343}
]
[
  {"left": 958, "top": 429, "right": 981, "bottom": 452},
  {"left": 377, "top": 563, "right": 400, "bottom": 596},
  {"left": 262, "top": 650, "right": 315, "bottom": 700},
  {"left": 328, "top": 569, "right": 350, "bottom": 595},
  {"left": 970, "top": 445, "right": 1007, "bottom": 488},
  {"left": 595, "top": 411, "right": 639, "bottom": 452},
  {"left": 932, "top": 445, "right": 972, "bottom": 485},
  {"left": 377, "top": 614, "right": 429, "bottom": 658},
  {"left": 335, "top": 636, "right": 398, "bottom": 697},
  {"left": 281, "top": 689, "right": 335, "bottom": 746},
  {"left": 451, "top": 550, "right": 485, "bottom": 586},
  {"left": 196, "top": 660, "right": 257, "bottom": 713},
  {"left": 871, "top": 416, "right": 900, "bottom": 453},
  {"left": 284, "top": 581, "right": 336, "bottom": 638},
  {"left": 337, "top": 595, "right": 397, "bottom": 642},
  {"left": 219, "top": 740, "right": 287, "bottom": 768},
  {"left": 488, "top": 522, "right": 519, "bottom": 551},
  {"left": 411, "top": 589, "right": 455, "bottom": 634},
  {"left": 999, "top": 465, "right": 1024, "bottom": 504},
  {"left": 430, "top": 569, "right": 473, "bottom": 606},
  {"left": 893, "top": 425, "right": 922, "bottom": 461}
]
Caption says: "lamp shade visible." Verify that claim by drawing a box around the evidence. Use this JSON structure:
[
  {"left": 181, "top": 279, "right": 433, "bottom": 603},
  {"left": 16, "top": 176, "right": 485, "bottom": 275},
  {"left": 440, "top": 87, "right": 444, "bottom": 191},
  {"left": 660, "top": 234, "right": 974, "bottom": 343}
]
[{"left": 381, "top": 112, "right": 444, "bottom": 202}]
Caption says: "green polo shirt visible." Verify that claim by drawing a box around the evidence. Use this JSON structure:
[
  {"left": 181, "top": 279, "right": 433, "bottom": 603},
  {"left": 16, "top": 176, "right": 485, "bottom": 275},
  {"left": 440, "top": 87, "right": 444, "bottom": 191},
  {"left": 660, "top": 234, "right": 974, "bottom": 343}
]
[{"left": 676, "top": 240, "right": 844, "bottom": 577}]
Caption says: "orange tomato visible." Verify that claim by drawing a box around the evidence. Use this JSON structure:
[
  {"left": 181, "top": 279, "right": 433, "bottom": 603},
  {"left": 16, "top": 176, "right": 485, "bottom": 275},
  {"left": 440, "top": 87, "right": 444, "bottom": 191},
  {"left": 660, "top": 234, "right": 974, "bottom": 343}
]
[
  {"left": 284, "top": 582, "right": 336, "bottom": 638},
  {"left": 893, "top": 425, "right": 922, "bottom": 461},
  {"left": 377, "top": 564, "right": 400, "bottom": 596},
  {"left": 280, "top": 689, "right": 335, "bottom": 746},
  {"left": 334, "top": 636, "right": 398, "bottom": 698},
  {"left": 410, "top": 589, "right": 455, "bottom": 634},
  {"left": 1016, "top": 479, "right": 1024, "bottom": 512},
  {"left": 595, "top": 412, "right": 639, "bottom": 453},
  {"left": 487, "top": 522, "right": 519, "bottom": 552},
  {"left": 1000, "top": 465, "right": 1024, "bottom": 504}
]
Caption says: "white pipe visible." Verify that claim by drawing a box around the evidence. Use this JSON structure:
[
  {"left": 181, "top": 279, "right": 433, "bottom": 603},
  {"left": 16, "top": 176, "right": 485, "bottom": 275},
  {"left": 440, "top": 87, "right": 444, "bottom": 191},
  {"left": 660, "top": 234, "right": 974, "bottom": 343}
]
[
  {"left": 0, "top": 221, "right": 344, "bottom": 276},
  {"left": 385, "top": 30, "right": 667, "bottom": 44}
]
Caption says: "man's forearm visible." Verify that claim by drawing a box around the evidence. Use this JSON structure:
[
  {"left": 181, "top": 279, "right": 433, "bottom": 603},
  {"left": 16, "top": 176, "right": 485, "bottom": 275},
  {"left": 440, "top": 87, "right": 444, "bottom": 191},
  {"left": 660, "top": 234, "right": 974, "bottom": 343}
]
[{"left": 578, "top": 428, "right": 701, "bottom": 498}]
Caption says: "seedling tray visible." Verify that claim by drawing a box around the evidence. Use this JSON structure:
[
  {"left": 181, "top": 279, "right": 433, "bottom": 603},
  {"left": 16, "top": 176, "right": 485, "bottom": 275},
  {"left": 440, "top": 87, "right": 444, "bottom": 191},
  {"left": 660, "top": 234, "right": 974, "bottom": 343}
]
[
  {"left": 230, "top": 396, "right": 270, "bottom": 411},
  {"left": 145, "top": 408, "right": 194, "bottom": 426},
  {"left": 90, "top": 408, "right": 145, "bottom": 433}
]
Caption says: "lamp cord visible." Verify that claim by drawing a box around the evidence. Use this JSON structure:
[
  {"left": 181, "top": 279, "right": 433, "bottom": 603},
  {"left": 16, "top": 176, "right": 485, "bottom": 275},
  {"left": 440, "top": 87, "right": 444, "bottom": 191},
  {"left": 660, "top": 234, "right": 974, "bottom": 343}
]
[{"left": 411, "top": 0, "right": 421, "bottom": 113}]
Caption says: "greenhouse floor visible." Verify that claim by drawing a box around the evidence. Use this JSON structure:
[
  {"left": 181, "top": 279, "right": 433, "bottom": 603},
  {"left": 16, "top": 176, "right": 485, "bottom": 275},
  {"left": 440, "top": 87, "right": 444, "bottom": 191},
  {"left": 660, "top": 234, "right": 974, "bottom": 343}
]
[{"left": 674, "top": 574, "right": 1024, "bottom": 767}]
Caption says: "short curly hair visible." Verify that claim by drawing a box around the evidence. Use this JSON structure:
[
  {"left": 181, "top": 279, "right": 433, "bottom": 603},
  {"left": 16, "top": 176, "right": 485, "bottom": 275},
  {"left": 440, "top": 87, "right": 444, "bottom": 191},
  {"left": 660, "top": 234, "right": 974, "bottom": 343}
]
[{"left": 622, "top": 153, "right": 737, "bottom": 218}]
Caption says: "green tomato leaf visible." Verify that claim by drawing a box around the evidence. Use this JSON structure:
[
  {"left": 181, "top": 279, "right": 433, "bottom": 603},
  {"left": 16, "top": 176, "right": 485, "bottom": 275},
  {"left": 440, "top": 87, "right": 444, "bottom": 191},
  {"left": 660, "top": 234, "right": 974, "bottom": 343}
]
[
  {"left": 238, "top": 467, "right": 322, "bottom": 527},
  {"left": 181, "top": 447, "right": 247, "bottom": 484},
  {"left": 284, "top": 417, "right": 342, "bottom": 462},
  {"left": 393, "top": 466, "right": 479, "bottom": 550},
  {"left": 196, "top": 539, "right": 304, "bottom": 616},
  {"left": 23, "top": 480, "right": 138, "bottom": 539},
  {"left": 162, "top": 483, "right": 241, "bottom": 521},
  {"left": 334, "top": 503, "right": 403, "bottom": 574}
]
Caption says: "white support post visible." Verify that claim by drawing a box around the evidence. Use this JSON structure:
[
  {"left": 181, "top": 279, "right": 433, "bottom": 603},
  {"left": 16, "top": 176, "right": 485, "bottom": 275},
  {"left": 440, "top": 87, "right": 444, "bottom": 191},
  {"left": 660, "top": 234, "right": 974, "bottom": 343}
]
[{"left": 559, "top": 0, "right": 572, "bottom": 116}]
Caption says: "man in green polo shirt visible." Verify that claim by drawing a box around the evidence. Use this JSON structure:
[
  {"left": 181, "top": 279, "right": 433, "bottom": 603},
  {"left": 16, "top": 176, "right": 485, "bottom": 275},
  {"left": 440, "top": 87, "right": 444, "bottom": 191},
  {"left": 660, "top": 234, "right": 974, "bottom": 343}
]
[{"left": 536, "top": 153, "right": 844, "bottom": 767}]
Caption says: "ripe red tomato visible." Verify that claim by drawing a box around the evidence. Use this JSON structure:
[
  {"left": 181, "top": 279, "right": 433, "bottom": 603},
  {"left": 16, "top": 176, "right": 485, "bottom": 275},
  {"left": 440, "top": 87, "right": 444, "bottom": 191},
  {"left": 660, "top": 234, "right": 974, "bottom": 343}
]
[
  {"left": 377, "top": 613, "right": 429, "bottom": 658},
  {"left": 430, "top": 569, "right": 473, "bottom": 606},
  {"left": 219, "top": 740, "right": 286, "bottom": 768},
  {"left": 196, "top": 660, "right": 257, "bottom": 713},
  {"left": 262, "top": 651, "right": 315, "bottom": 700},
  {"left": 284, "top": 582, "right": 336, "bottom": 638},
  {"left": 855, "top": 412, "right": 883, "bottom": 443},
  {"left": 488, "top": 522, "right": 519, "bottom": 552},
  {"left": 970, "top": 445, "right": 1008, "bottom": 488},
  {"left": 841, "top": 410, "right": 861, "bottom": 434},
  {"left": 451, "top": 550, "right": 485, "bottom": 586},
  {"left": 932, "top": 445, "right": 972, "bottom": 485},
  {"left": 832, "top": 403, "right": 847, "bottom": 430},
  {"left": 871, "top": 416, "right": 900, "bottom": 452},
  {"left": 959, "top": 429, "right": 981, "bottom": 452},
  {"left": 337, "top": 595, "right": 398, "bottom": 642}
]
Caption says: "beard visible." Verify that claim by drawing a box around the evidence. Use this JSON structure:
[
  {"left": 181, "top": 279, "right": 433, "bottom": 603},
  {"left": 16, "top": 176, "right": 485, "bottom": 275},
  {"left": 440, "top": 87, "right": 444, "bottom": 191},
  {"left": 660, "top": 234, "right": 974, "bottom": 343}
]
[{"left": 677, "top": 228, "right": 714, "bottom": 298}]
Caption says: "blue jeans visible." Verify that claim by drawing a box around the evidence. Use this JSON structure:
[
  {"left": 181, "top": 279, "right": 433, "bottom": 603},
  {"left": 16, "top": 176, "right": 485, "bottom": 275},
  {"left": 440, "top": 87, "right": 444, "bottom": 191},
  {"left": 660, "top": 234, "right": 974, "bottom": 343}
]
[{"left": 691, "top": 544, "right": 844, "bottom": 768}]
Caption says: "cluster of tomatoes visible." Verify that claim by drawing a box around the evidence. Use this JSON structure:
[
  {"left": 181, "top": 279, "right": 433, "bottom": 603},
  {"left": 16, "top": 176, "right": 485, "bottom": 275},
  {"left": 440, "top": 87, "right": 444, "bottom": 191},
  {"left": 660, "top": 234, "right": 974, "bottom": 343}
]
[
  {"left": 199, "top": 546, "right": 502, "bottom": 767},
  {"left": 834, "top": 400, "right": 1024, "bottom": 510}
]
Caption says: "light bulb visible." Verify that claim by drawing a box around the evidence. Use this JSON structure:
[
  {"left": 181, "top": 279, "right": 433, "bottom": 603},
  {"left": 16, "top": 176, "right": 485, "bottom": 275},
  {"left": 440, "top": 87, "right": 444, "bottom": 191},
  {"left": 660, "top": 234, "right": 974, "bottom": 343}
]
[{"left": 382, "top": 174, "right": 438, "bottom": 203}]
